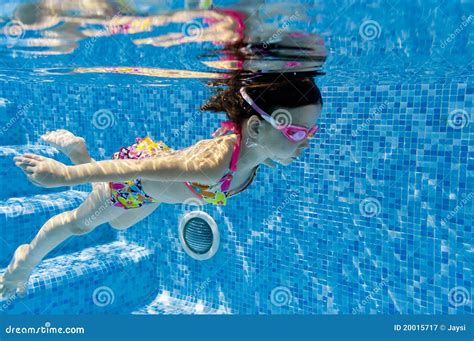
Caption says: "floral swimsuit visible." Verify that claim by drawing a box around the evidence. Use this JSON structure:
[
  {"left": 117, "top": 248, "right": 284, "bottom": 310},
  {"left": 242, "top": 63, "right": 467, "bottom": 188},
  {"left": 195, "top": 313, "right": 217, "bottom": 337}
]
[{"left": 109, "top": 121, "right": 259, "bottom": 209}]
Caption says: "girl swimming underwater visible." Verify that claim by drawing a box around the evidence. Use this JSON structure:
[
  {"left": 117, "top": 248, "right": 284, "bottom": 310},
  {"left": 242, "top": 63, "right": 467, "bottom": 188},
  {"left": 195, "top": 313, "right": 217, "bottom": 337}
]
[{"left": 0, "top": 77, "right": 323, "bottom": 298}]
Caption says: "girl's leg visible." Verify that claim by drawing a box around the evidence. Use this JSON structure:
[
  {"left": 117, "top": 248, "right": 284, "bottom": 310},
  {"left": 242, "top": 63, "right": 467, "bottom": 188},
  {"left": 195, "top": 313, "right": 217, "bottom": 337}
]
[
  {"left": 109, "top": 202, "right": 160, "bottom": 230},
  {"left": 0, "top": 182, "right": 124, "bottom": 298},
  {"left": 1, "top": 130, "right": 160, "bottom": 297}
]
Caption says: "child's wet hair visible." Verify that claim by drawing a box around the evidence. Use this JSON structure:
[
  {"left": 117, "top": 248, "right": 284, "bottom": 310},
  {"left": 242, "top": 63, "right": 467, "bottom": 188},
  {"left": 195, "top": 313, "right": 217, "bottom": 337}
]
[{"left": 201, "top": 76, "right": 323, "bottom": 126}]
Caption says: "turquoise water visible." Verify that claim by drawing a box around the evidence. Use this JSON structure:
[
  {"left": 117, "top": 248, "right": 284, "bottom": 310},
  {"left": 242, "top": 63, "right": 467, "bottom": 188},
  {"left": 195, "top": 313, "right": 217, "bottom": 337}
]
[{"left": 0, "top": 0, "right": 472, "bottom": 315}]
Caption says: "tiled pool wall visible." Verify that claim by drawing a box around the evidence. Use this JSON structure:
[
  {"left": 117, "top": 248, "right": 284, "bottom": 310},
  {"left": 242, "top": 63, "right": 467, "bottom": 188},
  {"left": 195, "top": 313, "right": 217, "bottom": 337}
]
[
  {"left": 1, "top": 0, "right": 472, "bottom": 314},
  {"left": 4, "top": 75, "right": 471, "bottom": 314},
  {"left": 118, "top": 80, "right": 473, "bottom": 314}
]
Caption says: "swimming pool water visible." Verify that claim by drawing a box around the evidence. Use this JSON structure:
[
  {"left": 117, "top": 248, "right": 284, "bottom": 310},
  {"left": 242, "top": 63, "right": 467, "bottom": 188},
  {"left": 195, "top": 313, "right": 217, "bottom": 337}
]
[{"left": 0, "top": 0, "right": 472, "bottom": 315}]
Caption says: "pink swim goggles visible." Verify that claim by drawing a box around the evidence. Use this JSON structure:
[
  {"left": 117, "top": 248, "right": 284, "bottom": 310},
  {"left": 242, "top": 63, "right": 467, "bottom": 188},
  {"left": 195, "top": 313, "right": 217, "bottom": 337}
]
[{"left": 239, "top": 87, "right": 319, "bottom": 143}]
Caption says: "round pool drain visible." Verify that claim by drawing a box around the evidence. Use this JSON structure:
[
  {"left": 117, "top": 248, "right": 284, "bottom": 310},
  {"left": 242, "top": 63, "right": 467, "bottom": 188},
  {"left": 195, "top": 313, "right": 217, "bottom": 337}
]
[{"left": 179, "top": 211, "right": 219, "bottom": 260}]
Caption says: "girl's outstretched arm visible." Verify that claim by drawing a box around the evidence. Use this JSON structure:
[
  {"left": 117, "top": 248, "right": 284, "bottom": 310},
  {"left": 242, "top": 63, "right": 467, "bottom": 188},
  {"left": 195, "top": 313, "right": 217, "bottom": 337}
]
[{"left": 14, "top": 137, "right": 233, "bottom": 188}]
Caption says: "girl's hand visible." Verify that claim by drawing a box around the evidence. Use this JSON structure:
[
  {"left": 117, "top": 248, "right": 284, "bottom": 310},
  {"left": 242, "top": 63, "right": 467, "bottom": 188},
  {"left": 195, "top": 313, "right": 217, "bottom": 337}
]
[{"left": 13, "top": 154, "right": 70, "bottom": 188}]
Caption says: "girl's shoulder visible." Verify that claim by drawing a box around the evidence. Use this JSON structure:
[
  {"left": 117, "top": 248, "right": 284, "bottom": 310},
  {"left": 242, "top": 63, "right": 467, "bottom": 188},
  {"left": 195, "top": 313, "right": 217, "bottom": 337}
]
[
  {"left": 173, "top": 134, "right": 238, "bottom": 184},
  {"left": 194, "top": 134, "right": 238, "bottom": 182}
]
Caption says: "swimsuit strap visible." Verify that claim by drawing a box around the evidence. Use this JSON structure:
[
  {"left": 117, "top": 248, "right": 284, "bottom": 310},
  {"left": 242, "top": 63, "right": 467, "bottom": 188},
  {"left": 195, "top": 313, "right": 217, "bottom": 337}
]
[
  {"left": 211, "top": 121, "right": 242, "bottom": 192},
  {"left": 212, "top": 120, "right": 242, "bottom": 172}
]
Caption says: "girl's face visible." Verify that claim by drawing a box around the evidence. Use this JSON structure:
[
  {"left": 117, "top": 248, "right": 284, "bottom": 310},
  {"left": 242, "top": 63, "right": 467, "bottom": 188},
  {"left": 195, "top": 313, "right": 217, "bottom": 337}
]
[{"left": 258, "top": 104, "right": 322, "bottom": 165}]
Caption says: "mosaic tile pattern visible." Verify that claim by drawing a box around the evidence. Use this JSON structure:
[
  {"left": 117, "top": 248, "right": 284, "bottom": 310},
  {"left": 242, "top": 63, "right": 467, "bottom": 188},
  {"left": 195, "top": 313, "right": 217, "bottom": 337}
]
[
  {"left": 0, "top": 0, "right": 471, "bottom": 316},
  {"left": 0, "top": 241, "right": 157, "bottom": 314},
  {"left": 132, "top": 291, "right": 230, "bottom": 315},
  {"left": 0, "top": 190, "right": 116, "bottom": 268},
  {"left": 0, "top": 78, "right": 471, "bottom": 314},
  {"left": 0, "top": 145, "right": 70, "bottom": 199},
  {"left": 121, "top": 81, "right": 473, "bottom": 314}
]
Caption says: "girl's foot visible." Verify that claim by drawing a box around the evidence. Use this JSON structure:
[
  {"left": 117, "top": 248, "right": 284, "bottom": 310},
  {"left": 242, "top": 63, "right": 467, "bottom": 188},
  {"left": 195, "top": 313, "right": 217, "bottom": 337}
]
[
  {"left": 0, "top": 244, "right": 34, "bottom": 299},
  {"left": 40, "top": 129, "right": 89, "bottom": 162}
]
